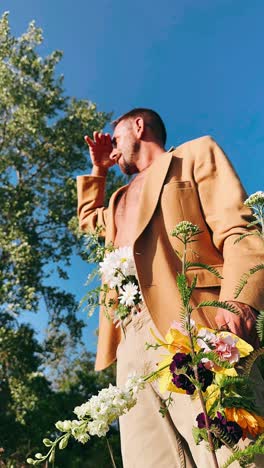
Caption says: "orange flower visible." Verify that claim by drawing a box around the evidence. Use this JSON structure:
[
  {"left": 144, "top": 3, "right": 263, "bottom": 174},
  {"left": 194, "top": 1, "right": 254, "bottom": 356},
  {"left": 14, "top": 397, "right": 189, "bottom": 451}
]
[{"left": 225, "top": 407, "right": 264, "bottom": 439}]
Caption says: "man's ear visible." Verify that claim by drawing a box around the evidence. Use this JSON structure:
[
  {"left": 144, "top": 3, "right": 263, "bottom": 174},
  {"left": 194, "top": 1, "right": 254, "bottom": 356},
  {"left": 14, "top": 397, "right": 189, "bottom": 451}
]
[{"left": 134, "top": 117, "right": 144, "bottom": 139}]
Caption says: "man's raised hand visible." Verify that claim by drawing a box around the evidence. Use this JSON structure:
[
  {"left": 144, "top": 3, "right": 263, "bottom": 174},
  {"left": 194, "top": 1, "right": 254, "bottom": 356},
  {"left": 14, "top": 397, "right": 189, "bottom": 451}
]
[{"left": 85, "top": 132, "right": 114, "bottom": 176}]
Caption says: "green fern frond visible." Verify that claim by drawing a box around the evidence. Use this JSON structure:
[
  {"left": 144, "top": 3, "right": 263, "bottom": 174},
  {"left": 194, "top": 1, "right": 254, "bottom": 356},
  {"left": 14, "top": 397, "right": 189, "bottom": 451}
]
[
  {"left": 85, "top": 266, "right": 100, "bottom": 286},
  {"left": 221, "top": 433, "right": 264, "bottom": 468},
  {"left": 240, "top": 348, "right": 264, "bottom": 376},
  {"left": 247, "top": 219, "right": 262, "bottom": 228},
  {"left": 179, "top": 307, "right": 190, "bottom": 329},
  {"left": 210, "top": 424, "right": 235, "bottom": 450},
  {"left": 235, "top": 264, "right": 264, "bottom": 298},
  {"left": 190, "top": 275, "right": 198, "bottom": 292},
  {"left": 80, "top": 285, "right": 101, "bottom": 317},
  {"left": 186, "top": 262, "right": 223, "bottom": 279},
  {"left": 223, "top": 396, "right": 256, "bottom": 413},
  {"left": 249, "top": 263, "right": 264, "bottom": 275},
  {"left": 177, "top": 274, "right": 193, "bottom": 307},
  {"left": 256, "top": 310, "right": 264, "bottom": 342},
  {"left": 194, "top": 351, "right": 233, "bottom": 369},
  {"left": 218, "top": 375, "right": 259, "bottom": 413},
  {"left": 234, "top": 272, "right": 250, "bottom": 298},
  {"left": 234, "top": 232, "right": 255, "bottom": 244},
  {"left": 218, "top": 375, "right": 248, "bottom": 389},
  {"left": 196, "top": 301, "right": 240, "bottom": 315}
]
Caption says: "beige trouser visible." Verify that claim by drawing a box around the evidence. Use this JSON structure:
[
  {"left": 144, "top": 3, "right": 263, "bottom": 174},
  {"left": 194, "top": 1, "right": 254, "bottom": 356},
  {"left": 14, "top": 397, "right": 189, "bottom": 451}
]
[{"left": 116, "top": 307, "right": 264, "bottom": 468}]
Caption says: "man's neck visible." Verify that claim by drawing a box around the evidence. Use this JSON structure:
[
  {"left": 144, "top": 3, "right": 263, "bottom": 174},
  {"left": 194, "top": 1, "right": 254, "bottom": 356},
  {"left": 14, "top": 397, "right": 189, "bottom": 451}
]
[{"left": 136, "top": 143, "right": 165, "bottom": 172}]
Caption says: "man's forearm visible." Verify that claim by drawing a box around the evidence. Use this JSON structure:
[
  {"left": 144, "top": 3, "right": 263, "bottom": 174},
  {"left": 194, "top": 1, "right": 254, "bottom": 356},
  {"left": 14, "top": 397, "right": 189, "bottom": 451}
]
[{"left": 91, "top": 165, "right": 109, "bottom": 177}]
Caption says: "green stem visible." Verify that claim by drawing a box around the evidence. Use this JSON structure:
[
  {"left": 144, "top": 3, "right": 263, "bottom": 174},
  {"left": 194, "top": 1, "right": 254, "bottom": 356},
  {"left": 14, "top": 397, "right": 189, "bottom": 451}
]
[
  {"left": 182, "top": 241, "right": 187, "bottom": 275},
  {"left": 106, "top": 437, "right": 117, "bottom": 468},
  {"left": 143, "top": 363, "right": 170, "bottom": 382},
  {"left": 38, "top": 434, "right": 65, "bottom": 464},
  {"left": 182, "top": 241, "right": 219, "bottom": 468}
]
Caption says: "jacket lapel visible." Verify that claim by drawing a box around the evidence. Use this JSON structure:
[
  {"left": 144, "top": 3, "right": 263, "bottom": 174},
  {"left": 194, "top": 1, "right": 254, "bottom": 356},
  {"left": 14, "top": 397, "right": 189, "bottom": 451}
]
[{"left": 134, "top": 151, "right": 174, "bottom": 242}]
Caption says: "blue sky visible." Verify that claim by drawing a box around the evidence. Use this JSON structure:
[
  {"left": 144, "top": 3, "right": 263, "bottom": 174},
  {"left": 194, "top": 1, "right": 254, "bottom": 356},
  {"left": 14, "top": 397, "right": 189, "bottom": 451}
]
[{"left": 2, "top": 0, "right": 264, "bottom": 351}]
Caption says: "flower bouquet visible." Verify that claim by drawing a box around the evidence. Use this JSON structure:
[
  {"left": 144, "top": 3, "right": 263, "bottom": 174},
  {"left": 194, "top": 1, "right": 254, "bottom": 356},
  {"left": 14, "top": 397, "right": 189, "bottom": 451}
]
[
  {"left": 146, "top": 218, "right": 264, "bottom": 467},
  {"left": 150, "top": 319, "right": 264, "bottom": 467},
  {"left": 27, "top": 194, "right": 264, "bottom": 467}
]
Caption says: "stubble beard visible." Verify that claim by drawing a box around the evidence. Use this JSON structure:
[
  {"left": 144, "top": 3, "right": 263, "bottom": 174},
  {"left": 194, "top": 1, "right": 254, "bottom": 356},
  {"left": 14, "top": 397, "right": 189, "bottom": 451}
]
[{"left": 122, "top": 140, "right": 140, "bottom": 175}]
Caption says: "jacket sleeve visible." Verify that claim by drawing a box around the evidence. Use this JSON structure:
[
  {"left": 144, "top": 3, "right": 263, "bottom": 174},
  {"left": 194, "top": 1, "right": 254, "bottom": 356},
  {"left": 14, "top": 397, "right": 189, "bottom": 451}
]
[
  {"left": 193, "top": 136, "right": 264, "bottom": 311},
  {"left": 77, "top": 175, "right": 108, "bottom": 236}
]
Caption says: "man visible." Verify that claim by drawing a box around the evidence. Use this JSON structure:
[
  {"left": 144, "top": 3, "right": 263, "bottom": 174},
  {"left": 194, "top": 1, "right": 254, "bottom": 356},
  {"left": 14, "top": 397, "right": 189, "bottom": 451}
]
[{"left": 77, "top": 109, "right": 264, "bottom": 467}]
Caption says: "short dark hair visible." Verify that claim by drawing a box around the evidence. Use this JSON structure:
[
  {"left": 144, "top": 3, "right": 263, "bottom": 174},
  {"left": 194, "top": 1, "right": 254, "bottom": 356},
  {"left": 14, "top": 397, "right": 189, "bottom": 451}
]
[{"left": 112, "top": 108, "right": 167, "bottom": 145}]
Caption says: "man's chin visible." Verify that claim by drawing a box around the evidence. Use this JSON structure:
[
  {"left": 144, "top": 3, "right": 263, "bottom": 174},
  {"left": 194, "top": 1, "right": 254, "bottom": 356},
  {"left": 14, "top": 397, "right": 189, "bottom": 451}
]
[
  {"left": 118, "top": 164, "right": 128, "bottom": 175},
  {"left": 118, "top": 163, "right": 133, "bottom": 176}
]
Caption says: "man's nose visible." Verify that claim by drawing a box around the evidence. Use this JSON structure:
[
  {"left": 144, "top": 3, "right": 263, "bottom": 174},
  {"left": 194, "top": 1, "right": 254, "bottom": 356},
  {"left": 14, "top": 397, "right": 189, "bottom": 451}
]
[{"left": 109, "top": 148, "right": 119, "bottom": 161}]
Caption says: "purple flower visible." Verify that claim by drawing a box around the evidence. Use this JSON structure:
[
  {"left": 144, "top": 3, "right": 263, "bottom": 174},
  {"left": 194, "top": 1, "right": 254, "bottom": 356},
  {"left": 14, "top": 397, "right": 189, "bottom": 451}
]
[
  {"left": 197, "top": 363, "right": 213, "bottom": 392},
  {"left": 196, "top": 412, "right": 243, "bottom": 446},
  {"left": 196, "top": 412, "right": 210, "bottom": 428},
  {"left": 172, "top": 373, "right": 196, "bottom": 395},
  {"left": 170, "top": 353, "right": 213, "bottom": 394},
  {"left": 215, "top": 412, "right": 243, "bottom": 444},
  {"left": 170, "top": 353, "right": 191, "bottom": 371}
]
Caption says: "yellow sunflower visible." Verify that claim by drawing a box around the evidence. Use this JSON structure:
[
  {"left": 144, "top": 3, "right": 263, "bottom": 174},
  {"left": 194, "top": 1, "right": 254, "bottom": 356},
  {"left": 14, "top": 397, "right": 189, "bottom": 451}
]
[{"left": 225, "top": 407, "right": 264, "bottom": 439}]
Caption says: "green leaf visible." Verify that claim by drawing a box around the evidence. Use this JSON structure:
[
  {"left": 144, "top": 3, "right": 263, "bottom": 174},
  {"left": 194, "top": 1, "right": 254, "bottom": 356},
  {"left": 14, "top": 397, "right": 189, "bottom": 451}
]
[
  {"left": 177, "top": 273, "right": 193, "bottom": 308},
  {"left": 210, "top": 424, "right": 235, "bottom": 449},
  {"left": 234, "top": 272, "right": 250, "bottom": 298},
  {"left": 194, "top": 350, "right": 233, "bottom": 369},
  {"left": 186, "top": 262, "right": 223, "bottom": 279},
  {"left": 221, "top": 433, "right": 264, "bottom": 468},
  {"left": 196, "top": 301, "right": 240, "bottom": 315},
  {"left": 234, "top": 232, "right": 255, "bottom": 244},
  {"left": 240, "top": 348, "right": 264, "bottom": 377},
  {"left": 234, "top": 264, "right": 264, "bottom": 298},
  {"left": 249, "top": 263, "right": 264, "bottom": 275},
  {"left": 256, "top": 310, "right": 264, "bottom": 343},
  {"left": 192, "top": 426, "right": 208, "bottom": 445},
  {"left": 247, "top": 219, "right": 262, "bottom": 227}
]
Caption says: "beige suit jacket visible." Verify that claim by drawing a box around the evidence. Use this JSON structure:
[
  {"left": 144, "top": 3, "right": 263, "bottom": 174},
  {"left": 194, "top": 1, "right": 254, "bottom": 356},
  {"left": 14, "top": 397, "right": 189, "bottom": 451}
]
[{"left": 77, "top": 136, "right": 264, "bottom": 371}]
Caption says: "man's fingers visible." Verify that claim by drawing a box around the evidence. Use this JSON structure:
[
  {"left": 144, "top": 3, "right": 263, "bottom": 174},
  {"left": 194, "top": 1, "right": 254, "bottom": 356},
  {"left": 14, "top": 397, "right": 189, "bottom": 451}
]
[
  {"left": 100, "top": 134, "right": 106, "bottom": 144},
  {"left": 105, "top": 133, "right": 112, "bottom": 145},
  {"left": 84, "top": 135, "right": 95, "bottom": 147},
  {"left": 87, "top": 131, "right": 113, "bottom": 148},
  {"left": 94, "top": 132, "right": 102, "bottom": 144}
]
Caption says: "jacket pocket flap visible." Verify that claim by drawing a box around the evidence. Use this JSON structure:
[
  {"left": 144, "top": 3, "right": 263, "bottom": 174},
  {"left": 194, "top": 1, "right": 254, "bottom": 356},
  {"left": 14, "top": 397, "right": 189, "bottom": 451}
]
[
  {"left": 163, "top": 179, "right": 192, "bottom": 190},
  {"left": 185, "top": 265, "right": 223, "bottom": 288}
]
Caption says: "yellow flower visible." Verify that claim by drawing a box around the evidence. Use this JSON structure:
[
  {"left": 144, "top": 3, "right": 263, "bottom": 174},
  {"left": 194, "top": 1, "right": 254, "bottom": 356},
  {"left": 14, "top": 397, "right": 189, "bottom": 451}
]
[
  {"left": 155, "top": 355, "right": 186, "bottom": 394},
  {"left": 149, "top": 328, "right": 191, "bottom": 394},
  {"left": 149, "top": 324, "right": 254, "bottom": 396},
  {"left": 204, "top": 384, "right": 220, "bottom": 414},
  {"left": 225, "top": 408, "right": 264, "bottom": 439},
  {"left": 150, "top": 327, "right": 191, "bottom": 354}
]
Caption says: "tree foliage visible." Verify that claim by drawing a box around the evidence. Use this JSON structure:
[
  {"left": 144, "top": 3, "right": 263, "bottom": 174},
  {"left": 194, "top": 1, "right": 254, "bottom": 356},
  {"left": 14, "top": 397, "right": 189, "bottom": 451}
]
[
  {"left": 0, "top": 11, "right": 119, "bottom": 337},
  {"left": 0, "top": 12, "right": 124, "bottom": 466},
  {"left": 0, "top": 315, "right": 122, "bottom": 467}
]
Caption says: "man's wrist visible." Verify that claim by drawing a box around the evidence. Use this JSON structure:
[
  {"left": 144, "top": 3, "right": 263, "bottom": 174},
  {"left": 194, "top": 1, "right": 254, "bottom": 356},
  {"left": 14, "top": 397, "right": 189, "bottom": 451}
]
[{"left": 91, "top": 166, "right": 108, "bottom": 177}]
